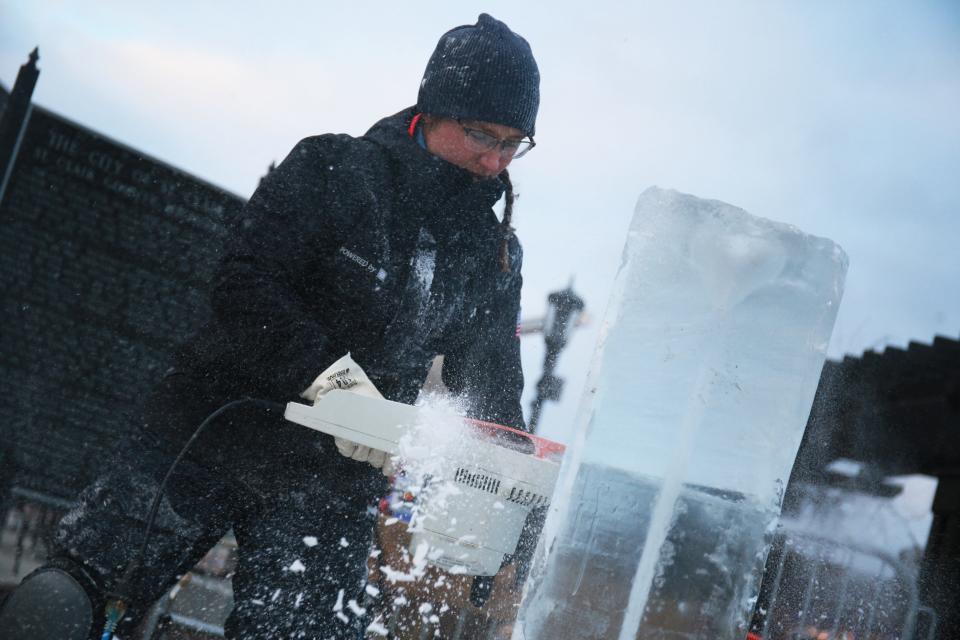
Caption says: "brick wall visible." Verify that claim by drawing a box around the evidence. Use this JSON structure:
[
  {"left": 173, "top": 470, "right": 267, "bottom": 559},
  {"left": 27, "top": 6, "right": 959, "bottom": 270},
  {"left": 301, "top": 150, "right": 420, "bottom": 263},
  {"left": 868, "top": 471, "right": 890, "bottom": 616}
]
[{"left": 0, "top": 103, "right": 245, "bottom": 500}]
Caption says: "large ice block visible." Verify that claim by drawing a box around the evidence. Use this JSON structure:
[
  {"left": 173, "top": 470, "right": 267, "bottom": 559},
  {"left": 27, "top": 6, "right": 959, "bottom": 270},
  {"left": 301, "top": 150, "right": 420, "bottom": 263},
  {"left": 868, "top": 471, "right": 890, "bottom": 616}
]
[{"left": 514, "top": 187, "right": 847, "bottom": 639}]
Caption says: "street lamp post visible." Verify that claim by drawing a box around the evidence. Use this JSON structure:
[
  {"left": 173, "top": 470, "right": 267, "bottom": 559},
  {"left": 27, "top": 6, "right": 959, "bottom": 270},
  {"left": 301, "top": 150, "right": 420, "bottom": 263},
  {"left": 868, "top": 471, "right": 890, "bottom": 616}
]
[
  {"left": 0, "top": 48, "right": 40, "bottom": 207},
  {"left": 528, "top": 284, "right": 584, "bottom": 433}
]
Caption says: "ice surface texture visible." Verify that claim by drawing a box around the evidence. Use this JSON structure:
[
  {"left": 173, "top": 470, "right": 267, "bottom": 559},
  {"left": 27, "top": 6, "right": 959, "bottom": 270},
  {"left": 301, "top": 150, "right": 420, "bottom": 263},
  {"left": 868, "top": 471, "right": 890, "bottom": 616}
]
[{"left": 515, "top": 187, "right": 847, "bottom": 639}]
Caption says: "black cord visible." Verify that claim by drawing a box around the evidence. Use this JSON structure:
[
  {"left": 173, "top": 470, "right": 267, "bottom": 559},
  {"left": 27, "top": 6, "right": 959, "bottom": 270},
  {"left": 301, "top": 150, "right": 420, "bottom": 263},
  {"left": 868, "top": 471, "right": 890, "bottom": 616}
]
[{"left": 111, "top": 397, "right": 284, "bottom": 602}]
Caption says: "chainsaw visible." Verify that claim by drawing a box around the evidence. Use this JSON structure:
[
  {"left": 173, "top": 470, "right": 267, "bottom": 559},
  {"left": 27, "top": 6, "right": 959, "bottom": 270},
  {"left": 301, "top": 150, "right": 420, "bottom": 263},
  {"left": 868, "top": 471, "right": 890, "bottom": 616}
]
[{"left": 284, "top": 390, "right": 565, "bottom": 576}]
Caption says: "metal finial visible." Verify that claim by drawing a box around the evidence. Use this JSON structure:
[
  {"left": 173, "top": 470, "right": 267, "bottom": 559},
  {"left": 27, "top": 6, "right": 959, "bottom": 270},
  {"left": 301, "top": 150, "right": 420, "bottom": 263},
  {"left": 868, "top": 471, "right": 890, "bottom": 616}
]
[{"left": 28, "top": 47, "right": 39, "bottom": 65}]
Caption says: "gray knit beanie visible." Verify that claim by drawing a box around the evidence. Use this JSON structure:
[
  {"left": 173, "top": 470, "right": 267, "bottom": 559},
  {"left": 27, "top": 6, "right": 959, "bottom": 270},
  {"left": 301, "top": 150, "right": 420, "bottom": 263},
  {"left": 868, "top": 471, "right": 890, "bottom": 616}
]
[{"left": 417, "top": 14, "right": 540, "bottom": 136}]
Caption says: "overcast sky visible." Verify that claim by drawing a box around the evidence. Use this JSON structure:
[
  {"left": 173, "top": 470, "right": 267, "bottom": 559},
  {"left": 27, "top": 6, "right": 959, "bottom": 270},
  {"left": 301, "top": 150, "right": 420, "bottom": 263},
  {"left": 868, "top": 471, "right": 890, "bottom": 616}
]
[{"left": 2, "top": 1, "right": 958, "bottom": 444}]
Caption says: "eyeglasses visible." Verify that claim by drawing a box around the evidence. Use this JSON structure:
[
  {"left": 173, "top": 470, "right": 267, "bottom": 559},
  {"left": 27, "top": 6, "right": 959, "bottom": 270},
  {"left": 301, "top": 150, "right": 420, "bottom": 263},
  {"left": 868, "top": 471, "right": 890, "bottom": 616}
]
[{"left": 458, "top": 120, "right": 536, "bottom": 159}]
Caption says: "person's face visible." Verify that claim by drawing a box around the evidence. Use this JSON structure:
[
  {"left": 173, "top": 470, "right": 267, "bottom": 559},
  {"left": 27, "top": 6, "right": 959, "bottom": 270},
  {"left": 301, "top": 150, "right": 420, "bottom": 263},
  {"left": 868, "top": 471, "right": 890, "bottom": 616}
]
[{"left": 423, "top": 116, "right": 529, "bottom": 179}]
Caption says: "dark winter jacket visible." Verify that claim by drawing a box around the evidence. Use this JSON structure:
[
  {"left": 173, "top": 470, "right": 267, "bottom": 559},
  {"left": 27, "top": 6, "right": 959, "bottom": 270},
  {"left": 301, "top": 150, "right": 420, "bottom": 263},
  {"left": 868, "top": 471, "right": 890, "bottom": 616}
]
[{"left": 173, "top": 107, "right": 526, "bottom": 432}]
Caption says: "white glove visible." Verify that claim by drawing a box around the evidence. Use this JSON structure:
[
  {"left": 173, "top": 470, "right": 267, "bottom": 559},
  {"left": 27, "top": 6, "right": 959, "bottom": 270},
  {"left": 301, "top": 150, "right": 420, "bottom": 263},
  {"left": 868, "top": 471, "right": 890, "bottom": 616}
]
[
  {"left": 301, "top": 353, "right": 396, "bottom": 475},
  {"left": 335, "top": 439, "right": 397, "bottom": 477}
]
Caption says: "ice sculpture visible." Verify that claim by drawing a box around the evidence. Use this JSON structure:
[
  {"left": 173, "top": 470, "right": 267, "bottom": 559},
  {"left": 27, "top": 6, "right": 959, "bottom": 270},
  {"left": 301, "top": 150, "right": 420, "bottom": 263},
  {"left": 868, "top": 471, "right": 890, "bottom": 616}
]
[{"left": 514, "top": 187, "right": 847, "bottom": 639}]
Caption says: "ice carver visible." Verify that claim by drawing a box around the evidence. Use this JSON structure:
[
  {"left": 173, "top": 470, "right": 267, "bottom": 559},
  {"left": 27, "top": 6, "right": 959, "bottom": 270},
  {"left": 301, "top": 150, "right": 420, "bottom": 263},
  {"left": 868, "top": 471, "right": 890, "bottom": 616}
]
[{"left": 0, "top": 13, "right": 539, "bottom": 640}]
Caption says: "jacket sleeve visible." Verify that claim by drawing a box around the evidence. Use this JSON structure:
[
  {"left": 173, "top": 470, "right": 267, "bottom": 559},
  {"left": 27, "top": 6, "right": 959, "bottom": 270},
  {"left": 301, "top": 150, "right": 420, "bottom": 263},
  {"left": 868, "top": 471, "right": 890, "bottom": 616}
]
[
  {"left": 441, "top": 237, "right": 527, "bottom": 431},
  {"left": 209, "top": 136, "right": 361, "bottom": 395}
]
